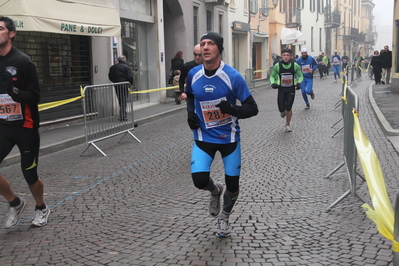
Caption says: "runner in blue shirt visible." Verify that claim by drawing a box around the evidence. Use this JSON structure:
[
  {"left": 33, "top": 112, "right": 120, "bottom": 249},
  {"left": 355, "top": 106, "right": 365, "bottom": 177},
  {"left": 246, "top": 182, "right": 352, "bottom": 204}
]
[
  {"left": 185, "top": 31, "right": 258, "bottom": 238},
  {"left": 296, "top": 48, "right": 318, "bottom": 109},
  {"left": 331, "top": 50, "right": 341, "bottom": 82}
]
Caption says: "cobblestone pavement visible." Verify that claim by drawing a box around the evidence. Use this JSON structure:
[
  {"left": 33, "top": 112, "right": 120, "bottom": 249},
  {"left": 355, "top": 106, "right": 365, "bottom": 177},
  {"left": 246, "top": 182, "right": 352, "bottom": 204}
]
[{"left": 0, "top": 74, "right": 398, "bottom": 266}]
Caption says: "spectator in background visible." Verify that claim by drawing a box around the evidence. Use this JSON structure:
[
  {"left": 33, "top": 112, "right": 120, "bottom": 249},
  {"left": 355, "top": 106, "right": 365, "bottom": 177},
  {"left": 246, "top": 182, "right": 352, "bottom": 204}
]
[
  {"left": 179, "top": 44, "right": 203, "bottom": 101},
  {"left": 108, "top": 55, "right": 133, "bottom": 121},
  {"left": 370, "top": 50, "right": 382, "bottom": 85},
  {"left": 170, "top": 50, "right": 184, "bottom": 81},
  {"left": 380, "top": 45, "right": 392, "bottom": 84}
]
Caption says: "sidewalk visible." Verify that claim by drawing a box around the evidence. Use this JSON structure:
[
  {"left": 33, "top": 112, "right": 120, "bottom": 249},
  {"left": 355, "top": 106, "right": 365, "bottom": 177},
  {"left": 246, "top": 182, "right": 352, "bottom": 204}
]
[
  {"left": 2, "top": 97, "right": 186, "bottom": 167},
  {"left": 3, "top": 76, "right": 399, "bottom": 166},
  {"left": 369, "top": 81, "right": 399, "bottom": 152}
]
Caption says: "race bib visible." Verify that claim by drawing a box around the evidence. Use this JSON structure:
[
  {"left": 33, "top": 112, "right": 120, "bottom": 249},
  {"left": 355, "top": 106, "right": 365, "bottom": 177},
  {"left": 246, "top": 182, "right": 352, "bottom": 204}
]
[
  {"left": 301, "top": 64, "right": 311, "bottom": 73},
  {"left": 199, "top": 97, "right": 233, "bottom": 129},
  {"left": 0, "top": 94, "right": 23, "bottom": 121},
  {"left": 281, "top": 74, "right": 293, "bottom": 87}
]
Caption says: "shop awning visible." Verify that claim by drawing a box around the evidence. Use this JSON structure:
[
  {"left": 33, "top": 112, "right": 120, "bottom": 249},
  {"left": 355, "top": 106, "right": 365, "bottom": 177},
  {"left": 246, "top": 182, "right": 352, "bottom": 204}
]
[
  {"left": 253, "top": 32, "right": 269, "bottom": 38},
  {"left": 0, "top": 0, "right": 121, "bottom": 37}
]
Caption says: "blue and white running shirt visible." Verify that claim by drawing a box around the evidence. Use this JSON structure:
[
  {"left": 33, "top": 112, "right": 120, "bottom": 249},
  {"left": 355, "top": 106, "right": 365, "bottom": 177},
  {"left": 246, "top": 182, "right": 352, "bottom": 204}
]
[{"left": 186, "top": 61, "right": 252, "bottom": 144}]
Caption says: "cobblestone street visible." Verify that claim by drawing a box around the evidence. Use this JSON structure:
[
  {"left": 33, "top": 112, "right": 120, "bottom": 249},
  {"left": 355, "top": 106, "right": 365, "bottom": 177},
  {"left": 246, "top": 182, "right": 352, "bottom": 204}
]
[{"left": 0, "top": 75, "right": 398, "bottom": 266}]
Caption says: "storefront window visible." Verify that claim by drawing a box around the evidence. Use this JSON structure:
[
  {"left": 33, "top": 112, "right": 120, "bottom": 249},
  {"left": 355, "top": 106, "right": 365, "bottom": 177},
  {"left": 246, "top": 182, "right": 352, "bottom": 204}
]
[
  {"left": 121, "top": 19, "right": 149, "bottom": 102},
  {"left": 14, "top": 32, "right": 90, "bottom": 121}
]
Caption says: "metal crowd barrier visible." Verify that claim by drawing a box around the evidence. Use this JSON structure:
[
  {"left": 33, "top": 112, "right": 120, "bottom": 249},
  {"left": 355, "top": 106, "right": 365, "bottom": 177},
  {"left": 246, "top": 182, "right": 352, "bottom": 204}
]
[
  {"left": 325, "top": 83, "right": 365, "bottom": 211},
  {"left": 244, "top": 68, "right": 257, "bottom": 94},
  {"left": 80, "top": 82, "right": 141, "bottom": 156},
  {"left": 331, "top": 65, "right": 349, "bottom": 137}
]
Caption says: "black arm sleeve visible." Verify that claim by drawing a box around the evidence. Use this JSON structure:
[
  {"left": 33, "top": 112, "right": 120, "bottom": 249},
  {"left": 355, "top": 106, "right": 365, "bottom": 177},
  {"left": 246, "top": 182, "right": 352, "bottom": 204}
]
[
  {"left": 11, "top": 62, "right": 40, "bottom": 104},
  {"left": 186, "top": 92, "right": 195, "bottom": 113},
  {"left": 233, "top": 95, "right": 258, "bottom": 119}
]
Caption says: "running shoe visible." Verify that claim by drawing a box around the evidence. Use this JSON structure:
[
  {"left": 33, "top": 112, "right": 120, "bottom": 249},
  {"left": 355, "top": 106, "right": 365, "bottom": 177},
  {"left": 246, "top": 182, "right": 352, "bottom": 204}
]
[
  {"left": 31, "top": 207, "right": 50, "bottom": 227},
  {"left": 217, "top": 216, "right": 230, "bottom": 238},
  {"left": 311, "top": 92, "right": 315, "bottom": 100},
  {"left": 285, "top": 125, "right": 292, "bottom": 132},
  {"left": 209, "top": 182, "right": 223, "bottom": 216},
  {"left": 305, "top": 104, "right": 310, "bottom": 110},
  {"left": 334, "top": 80, "right": 337, "bottom": 83},
  {"left": 5, "top": 197, "right": 27, "bottom": 228},
  {"left": 280, "top": 111, "right": 286, "bottom": 118}
]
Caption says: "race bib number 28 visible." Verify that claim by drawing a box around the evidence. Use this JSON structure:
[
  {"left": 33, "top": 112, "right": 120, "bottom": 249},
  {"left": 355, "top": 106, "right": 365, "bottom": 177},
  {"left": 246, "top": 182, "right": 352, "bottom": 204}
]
[
  {"left": 200, "top": 97, "right": 233, "bottom": 129},
  {"left": 0, "top": 94, "right": 23, "bottom": 121}
]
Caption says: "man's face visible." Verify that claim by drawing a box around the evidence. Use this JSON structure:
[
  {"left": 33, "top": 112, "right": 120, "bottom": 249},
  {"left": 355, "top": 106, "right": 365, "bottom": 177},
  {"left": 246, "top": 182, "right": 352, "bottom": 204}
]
[
  {"left": 281, "top": 53, "right": 291, "bottom": 63},
  {"left": 193, "top": 46, "right": 203, "bottom": 65},
  {"left": 384, "top": 45, "right": 389, "bottom": 51},
  {"left": 200, "top": 39, "right": 219, "bottom": 64},
  {"left": 0, "top": 22, "right": 14, "bottom": 48},
  {"left": 301, "top": 52, "right": 307, "bottom": 59}
]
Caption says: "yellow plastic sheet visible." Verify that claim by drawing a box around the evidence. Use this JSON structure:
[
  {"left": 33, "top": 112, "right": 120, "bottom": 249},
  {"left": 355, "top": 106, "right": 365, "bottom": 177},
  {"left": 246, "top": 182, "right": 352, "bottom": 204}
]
[{"left": 352, "top": 111, "right": 399, "bottom": 251}]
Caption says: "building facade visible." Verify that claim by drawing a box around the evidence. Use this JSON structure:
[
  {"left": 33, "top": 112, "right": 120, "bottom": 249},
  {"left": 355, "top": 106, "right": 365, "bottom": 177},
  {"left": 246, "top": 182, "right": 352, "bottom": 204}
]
[{"left": 1, "top": 0, "right": 377, "bottom": 124}]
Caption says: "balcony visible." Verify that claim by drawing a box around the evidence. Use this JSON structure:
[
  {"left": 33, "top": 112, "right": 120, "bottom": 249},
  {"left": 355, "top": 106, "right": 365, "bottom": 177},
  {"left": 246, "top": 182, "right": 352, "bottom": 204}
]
[
  {"left": 285, "top": 8, "right": 301, "bottom": 28},
  {"left": 341, "top": 27, "right": 360, "bottom": 40},
  {"left": 324, "top": 12, "right": 341, "bottom": 28}
]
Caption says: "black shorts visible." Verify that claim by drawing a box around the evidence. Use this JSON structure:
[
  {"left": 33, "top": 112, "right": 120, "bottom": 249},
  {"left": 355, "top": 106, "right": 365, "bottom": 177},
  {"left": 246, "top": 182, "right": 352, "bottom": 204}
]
[
  {"left": 277, "top": 86, "right": 296, "bottom": 112},
  {"left": 0, "top": 124, "right": 40, "bottom": 185}
]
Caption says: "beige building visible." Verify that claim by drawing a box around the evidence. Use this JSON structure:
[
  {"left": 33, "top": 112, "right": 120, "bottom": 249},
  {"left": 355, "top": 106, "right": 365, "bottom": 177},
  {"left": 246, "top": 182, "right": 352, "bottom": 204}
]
[{"left": 335, "top": 0, "right": 363, "bottom": 59}]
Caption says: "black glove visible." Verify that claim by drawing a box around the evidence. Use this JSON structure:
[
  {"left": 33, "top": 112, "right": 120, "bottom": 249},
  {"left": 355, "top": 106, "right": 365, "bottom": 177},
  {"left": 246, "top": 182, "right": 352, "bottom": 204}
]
[
  {"left": 271, "top": 83, "right": 278, "bottom": 89},
  {"left": 2, "top": 70, "right": 13, "bottom": 95},
  {"left": 187, "top": 112, "right": 200, "bottom": 129},
  {"left": 295, "top": 83, "right": 301, "bottom": 90},
  {"left": 216, "top": 100, "right": 237, "bottom": 116}
]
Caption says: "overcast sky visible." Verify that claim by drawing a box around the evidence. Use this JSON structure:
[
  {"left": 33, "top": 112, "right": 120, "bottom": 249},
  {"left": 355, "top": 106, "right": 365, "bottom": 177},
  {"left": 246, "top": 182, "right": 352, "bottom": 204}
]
[{"left": 373, "top": 0, "right": 394, "bottom": 50}]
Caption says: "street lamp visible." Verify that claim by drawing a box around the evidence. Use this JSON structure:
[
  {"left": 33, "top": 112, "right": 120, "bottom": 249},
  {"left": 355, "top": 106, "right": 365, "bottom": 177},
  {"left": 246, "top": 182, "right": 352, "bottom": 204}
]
[{"left": 259, "top": 0, "right": 279, "bottom": 14}]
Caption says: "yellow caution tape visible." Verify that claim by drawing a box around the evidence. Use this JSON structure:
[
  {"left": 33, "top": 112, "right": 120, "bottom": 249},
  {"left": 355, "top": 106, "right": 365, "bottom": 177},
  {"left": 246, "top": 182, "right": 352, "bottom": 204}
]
[
  {"left": 38, "top": 95, "right": 83, "bottom": 112},
  {"left": 38, "top": 86, "right": 85, "bottom": 112},
  {"left": 353, "top": 111, "right": 397, "bottom": 251},
  {"left": 253, "top": 68, "right": 269, "bottom": 73},
  {"left": 131, "top": 86, "right": 178, "bottom": 94},
  {"left": 38, "top": 84, "right": 179, "bottom": 112},
  {"left": 341, "top": 82, "right": 348, "bottom": 104}
]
